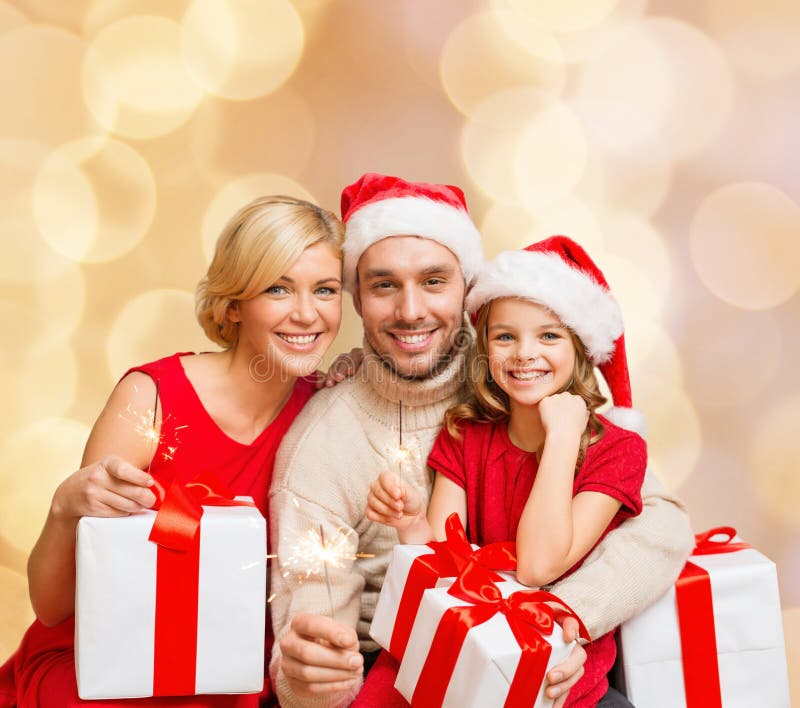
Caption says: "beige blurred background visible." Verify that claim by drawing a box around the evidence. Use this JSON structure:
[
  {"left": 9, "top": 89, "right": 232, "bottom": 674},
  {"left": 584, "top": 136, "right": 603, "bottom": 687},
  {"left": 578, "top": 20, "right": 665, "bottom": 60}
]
[{"left": 0, "top": 0, "right": 798, "bottom": 698}]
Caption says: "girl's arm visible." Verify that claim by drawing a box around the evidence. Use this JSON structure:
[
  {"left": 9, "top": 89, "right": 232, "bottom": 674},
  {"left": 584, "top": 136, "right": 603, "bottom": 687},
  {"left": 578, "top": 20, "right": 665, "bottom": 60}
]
[
  {"left": 27, "top": 372, "right": 158, "bottom": 626},
  {"left": 425, "top": 472, "right": 467, "bottom": 541},
  {"left": 516, "top": 392, "right": 620, "bottom": 587}
]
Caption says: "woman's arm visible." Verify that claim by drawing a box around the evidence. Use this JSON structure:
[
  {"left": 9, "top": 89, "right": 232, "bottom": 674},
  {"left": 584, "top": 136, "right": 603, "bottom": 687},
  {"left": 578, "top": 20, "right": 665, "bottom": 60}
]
[{"left": 27, "top": 372, "right": 158, "bottom": 626}]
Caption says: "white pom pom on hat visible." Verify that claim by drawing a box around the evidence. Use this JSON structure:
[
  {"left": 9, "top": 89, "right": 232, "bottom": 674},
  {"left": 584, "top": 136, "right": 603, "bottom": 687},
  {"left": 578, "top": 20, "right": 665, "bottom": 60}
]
[{"left": 467, "top": 235, "right": 646, "bottom": 437}]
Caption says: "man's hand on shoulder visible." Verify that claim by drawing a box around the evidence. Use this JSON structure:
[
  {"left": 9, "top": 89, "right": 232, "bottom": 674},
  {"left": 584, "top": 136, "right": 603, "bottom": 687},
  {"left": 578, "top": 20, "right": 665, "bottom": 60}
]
[{"left": 280, "top": 612, "right": 364, "bottom": 698}]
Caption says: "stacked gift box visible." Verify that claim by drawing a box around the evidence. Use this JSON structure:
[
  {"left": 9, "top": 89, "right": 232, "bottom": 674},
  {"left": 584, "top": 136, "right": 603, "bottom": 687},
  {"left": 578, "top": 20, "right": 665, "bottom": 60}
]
[
  {"left": 370, "top": 514, "right": 587, "bottom": 708},
  {"left": 372, "top": 521, "right": 792, "bottom": 708},
  {"left": 75, "top": 474, "right": 267, "bottom": 699}
]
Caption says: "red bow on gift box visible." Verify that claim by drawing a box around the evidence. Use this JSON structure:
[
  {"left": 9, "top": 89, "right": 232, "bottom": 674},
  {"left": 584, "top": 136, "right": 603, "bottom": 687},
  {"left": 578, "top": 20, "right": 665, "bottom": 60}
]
[
  {"left": 391, "top": 513, "right": 517, "bottom": 661},
  {"left": 676, "top": 527, "right": 751, "bottom": 708},
  {"left": 147, "top": 472, "right": 256, "bottom": 696},
  {"left": 411, "top": 563, "right": 589, "bottom": 708}
]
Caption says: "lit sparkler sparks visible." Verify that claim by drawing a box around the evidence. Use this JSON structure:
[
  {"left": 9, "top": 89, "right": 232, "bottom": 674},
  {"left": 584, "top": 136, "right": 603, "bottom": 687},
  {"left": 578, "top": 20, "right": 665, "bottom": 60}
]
[
  {"left": 118, "top": 381, "right": 186, "bottom": 463},
  {"left": 280, "top": 522, "right": 374, "bottom": 617},
  {"left": 384, "top": 400, "right": 421, "bottom": 483}
]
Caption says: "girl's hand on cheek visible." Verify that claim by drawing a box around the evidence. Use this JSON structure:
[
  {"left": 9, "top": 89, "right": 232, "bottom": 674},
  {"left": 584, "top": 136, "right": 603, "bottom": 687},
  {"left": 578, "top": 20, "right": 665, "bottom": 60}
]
[{"left": 540, "top": 392, "right": 588, "bottom": 442}]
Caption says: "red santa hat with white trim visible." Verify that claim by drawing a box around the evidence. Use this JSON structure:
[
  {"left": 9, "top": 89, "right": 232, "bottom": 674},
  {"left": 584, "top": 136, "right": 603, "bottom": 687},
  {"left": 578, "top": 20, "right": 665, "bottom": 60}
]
[
  {"left": 466, "top": 235, "right": 646, "bottom": 437},
  {"left": 340, "top": 173, "right": 483, "bottom": 293}
]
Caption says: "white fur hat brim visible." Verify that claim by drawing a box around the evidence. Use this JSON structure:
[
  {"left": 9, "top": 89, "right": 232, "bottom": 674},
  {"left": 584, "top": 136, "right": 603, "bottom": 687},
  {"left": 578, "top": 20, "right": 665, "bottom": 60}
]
[
  {"left": 343, "top": 196, "right": 483, "bottom": 293},
  {"left": 466, "top": 249, "right": 623, "bottom": 363}
]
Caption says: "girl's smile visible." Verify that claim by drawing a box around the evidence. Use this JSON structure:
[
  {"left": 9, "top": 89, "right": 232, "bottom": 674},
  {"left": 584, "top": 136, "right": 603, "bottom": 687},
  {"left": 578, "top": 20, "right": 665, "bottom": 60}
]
[{"left": 487, "top": 297, "right": 576, "bottom": 408}]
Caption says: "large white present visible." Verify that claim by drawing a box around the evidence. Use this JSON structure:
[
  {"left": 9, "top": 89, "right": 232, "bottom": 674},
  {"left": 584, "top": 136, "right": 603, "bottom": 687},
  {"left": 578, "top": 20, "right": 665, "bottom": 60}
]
[
  {"left": 395, "top": 567, "right": 587, "bottom": 708},
  {"left": 370, "top": 513, "right": 516, "bottom": 662},
  {"left": 75, "top": 477, "right": 266, "bottom": 699},
  {"left": 618, "top": 527, "right": 790, "bottom": 708}
]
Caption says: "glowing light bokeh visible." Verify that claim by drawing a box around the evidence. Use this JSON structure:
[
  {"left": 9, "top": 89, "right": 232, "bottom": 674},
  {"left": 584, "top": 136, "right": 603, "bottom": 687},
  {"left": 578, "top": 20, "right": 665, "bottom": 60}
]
[
  {"left": 180, "top": 0, "right": 305, "bottom": 101},
  {"left": 107, "top": 289, "right": 213, "bottom": 379},
  {"left": 495, "top": 0, "right": 619, "bottom": 33},
  {"left": 33, "top": 137, "right": 156, "bottom": 263},
  {"left": 746, "top": 395, "right": 800, "bottom": 530},
  {"left": 601, "top": 209, "right": 671, "bottom": 307},
  {"left": 783, "top": 607, "right": 800, "bottom": 705},
  {"left": 577, "top": 138, "right": 672, "bottom": 216},
  {"left": 83, "top": 0, "right": 190, "bottom": 36},
  {"left": 0, "top": 567, "right": 33, "bottom": 659},
  {"left": 0, "top": 25, "right": 112, "bottom": 145},
  {"left": 577, "top": 18, "right": 733, "bottom": 160},
  {"left": 83, "top": 15, "right": 205, "bottom": 140},
  {"left": 0, "top": 417, "right": 91, "bottom": 553},
  {"left": 480, "top": 196, "right": 605, "bottom": 259},
  {"left": 682, "top": 305, "right": 782, "bottom": 408},
  {"left": 0, "top": 265, "right": 85, "bottom": 356},
  {"left": 439, "top": 11, "right": 565, "bottom": 117},
  {"left": 705, "top": 0, "right": 800, "bottom": 83},
  {"left": 690, "top": 182, "right": 800, "bottom": 310},
  {"left": 190, "top": 87, "right": 315, "bottom": 181},
  {"left": 462, "top": 88, "right": 585, "bottom": 206},
  {"left": 640, "top": 388, "right": 701, "bottom": 491},
  {"left": 0, "top": 2, "right": 28, "bottom": 35},
  {"left": 0, "top": 344, "right": 79, "bottom": 442},
  {"left": 201, "top": 173, "right": 315, "bottom": 263},
  {"left": 514, "top": 99, "right": 588, "bottom": 209},
  {"left": 0, "top": 139, "right": 76, "bottom": 284},
  {"left": 602, "top": 253, "right": 665, "bottom": 333}
]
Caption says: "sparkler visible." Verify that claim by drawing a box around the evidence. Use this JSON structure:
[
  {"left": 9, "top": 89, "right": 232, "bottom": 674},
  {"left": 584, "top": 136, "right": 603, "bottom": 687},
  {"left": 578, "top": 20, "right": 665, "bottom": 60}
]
[
  {"left": 118, "top": 380, "right": 186, "bottom": 463},
  {"left": 280, "top": 520, "right": 374, "bottom": 618},
  {"left": 385, "top": 400, "right": 420, "bottom": 485}
]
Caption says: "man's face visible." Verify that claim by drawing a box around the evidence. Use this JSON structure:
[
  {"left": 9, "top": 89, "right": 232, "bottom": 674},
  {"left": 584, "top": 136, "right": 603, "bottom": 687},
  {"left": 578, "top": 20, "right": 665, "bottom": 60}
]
[{"left": 354, "top": 236, "right": 466, "bottom": 380}]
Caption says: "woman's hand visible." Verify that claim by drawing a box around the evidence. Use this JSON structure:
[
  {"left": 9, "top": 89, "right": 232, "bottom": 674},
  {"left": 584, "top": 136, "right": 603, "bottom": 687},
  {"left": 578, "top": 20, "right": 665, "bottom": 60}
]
[
  {"left": 51, "top": 455, "right": 157, "bottom": 521},
  {"left": 318, "top": 347, "right": 364, "bottom": 388},
  {"left": 366, "top": 471, "right": 425, "bottom": 530},
  {"left": 539, "top": 392, "right": 588, "bottom": 443}
]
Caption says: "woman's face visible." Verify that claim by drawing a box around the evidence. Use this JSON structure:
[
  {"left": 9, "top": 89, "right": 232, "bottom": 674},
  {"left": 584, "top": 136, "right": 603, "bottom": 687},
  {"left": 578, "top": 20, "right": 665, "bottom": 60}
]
[{"left": 230, "top": 241, "right": 343, "bottom": 379}]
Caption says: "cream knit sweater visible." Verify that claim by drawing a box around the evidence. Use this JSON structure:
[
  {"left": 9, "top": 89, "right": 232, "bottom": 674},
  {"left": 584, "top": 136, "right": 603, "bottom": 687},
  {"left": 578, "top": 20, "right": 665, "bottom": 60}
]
[{"left": 268, "top": 342, "right": 693, "bottom": 708}]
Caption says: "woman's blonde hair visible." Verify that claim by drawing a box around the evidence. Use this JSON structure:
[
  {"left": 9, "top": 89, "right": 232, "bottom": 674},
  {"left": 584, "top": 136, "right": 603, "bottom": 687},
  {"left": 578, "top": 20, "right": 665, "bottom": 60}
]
[
  {"left": 444, "top": 300, "right": 607, "bottom": 470},
  {"left": 196, "top": 195, "right": 344, "bottom": 348}
]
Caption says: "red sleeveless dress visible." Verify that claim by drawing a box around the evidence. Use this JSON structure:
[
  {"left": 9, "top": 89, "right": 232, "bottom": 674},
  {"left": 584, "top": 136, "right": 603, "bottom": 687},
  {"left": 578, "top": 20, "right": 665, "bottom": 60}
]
[{"left": 0, "top": 353, "right": 316, "bottom": 708}]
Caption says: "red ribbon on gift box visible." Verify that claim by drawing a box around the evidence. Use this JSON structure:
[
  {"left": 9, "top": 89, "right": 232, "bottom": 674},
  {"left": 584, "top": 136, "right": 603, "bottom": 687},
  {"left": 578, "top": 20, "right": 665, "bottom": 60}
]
[
  {"left": 676, "top": 527, "right": 751, "bottom": 708},
  {"left": 411, "top": 563, "right": 588, "bottom": 708},
  {"left": 147, "top": 472, "right": 256, "bottom": 696},
  {"left": 390, "top": 513, "right": 517, "bottom": 661}
]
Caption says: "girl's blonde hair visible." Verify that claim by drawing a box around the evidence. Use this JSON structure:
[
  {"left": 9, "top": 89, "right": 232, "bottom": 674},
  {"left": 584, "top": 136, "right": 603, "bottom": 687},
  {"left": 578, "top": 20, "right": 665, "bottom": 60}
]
[
  {"left": 444, "top": 300, "right": 607, "bottom": 470},
  {"left": 196, "top": 195, "right": 344, "bottom": 348}
]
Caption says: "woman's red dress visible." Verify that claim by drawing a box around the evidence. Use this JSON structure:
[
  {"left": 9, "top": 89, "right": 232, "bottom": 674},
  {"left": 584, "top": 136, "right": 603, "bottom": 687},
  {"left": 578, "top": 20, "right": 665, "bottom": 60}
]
[{"left": 0, "top": 353, "right": 316, "bottom": 708}]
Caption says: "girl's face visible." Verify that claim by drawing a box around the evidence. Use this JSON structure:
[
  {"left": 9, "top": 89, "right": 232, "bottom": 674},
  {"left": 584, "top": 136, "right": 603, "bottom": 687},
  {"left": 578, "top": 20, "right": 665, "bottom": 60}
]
[
  {"left": 486, "top": 298, "right": 576, "bottom": 410},
  {"left": 229, "top": 241, "right": 343, "bottom": 378}
]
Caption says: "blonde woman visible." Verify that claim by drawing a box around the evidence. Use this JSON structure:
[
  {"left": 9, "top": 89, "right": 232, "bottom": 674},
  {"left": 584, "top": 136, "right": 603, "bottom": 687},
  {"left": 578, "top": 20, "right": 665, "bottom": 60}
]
[{"left": 1, "top": 196, "right": 344, "bottom": 708}]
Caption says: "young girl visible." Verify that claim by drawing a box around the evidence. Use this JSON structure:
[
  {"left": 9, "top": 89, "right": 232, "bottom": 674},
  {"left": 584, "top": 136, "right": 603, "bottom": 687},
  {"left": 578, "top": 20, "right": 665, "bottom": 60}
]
[
  {"left": 1, "top": 196, "right": 345, "bottom": 708},
  {"left": 366, "top": 236, "right": 646, "bottom": 708}
]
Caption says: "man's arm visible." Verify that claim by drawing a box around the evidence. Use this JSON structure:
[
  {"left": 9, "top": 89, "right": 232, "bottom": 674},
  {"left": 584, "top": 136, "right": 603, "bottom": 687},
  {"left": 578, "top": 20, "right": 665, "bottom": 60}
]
[
  {"left": 549, "top": 470, "right": 693, "bottom": 638},
  {"left": 269, "top": 488, "right": 365, "bottom": 708},
  {"left": 269, "top": 391, "right": 376, "bottom": 708}
]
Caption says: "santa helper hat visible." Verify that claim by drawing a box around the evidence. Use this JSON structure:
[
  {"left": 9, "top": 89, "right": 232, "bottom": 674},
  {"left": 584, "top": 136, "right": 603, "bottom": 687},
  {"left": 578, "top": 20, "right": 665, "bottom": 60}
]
[
  {"left": 466, "top": 235, "right": 646, "bottom": 437},
  {"left": 340, "top": 173, "right": 483, "bottom": 293}
]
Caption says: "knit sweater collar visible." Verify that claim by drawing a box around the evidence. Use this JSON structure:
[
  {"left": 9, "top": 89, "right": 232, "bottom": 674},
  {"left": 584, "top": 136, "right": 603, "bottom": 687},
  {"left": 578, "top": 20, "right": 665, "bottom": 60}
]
[{"left": 359, "top": 334, "right": 468, "bottom": 429}]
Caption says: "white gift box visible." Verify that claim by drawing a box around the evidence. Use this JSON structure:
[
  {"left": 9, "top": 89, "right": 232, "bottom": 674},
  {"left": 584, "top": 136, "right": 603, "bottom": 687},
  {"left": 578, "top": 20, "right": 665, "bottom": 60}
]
[
  {"left": 75, "top": 500, "right": 266, "bottom": 699},
  {"left": 370, "top": 544, "right": 459, "bottom": 658},
  {"left": 396, "top": 580, "right": 574, "bottom": 708},
  {"left": 618, "top": 539, "right": 790, "bottom": 708}
]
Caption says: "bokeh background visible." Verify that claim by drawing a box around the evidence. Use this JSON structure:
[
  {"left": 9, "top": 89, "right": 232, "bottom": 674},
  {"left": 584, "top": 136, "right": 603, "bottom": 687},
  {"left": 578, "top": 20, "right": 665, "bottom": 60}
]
[{"left": 0, "top": 0, "right": 798, "bottom": 698}]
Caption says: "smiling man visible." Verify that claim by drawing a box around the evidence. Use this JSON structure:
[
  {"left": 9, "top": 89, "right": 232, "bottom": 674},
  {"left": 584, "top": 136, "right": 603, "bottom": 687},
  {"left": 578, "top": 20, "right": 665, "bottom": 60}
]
[{"left": 267, "top": 174, "right": 692, "bottom": 708}]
